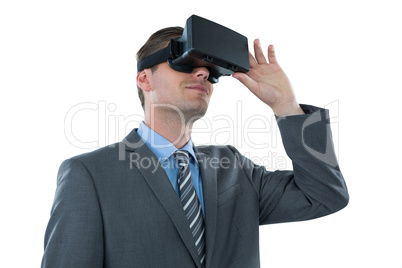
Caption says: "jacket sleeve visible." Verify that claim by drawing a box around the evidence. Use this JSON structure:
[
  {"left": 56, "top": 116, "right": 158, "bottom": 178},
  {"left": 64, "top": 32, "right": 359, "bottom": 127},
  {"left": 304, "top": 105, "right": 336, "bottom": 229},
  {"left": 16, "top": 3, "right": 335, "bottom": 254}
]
[
  {"left": 41, "top": 158, "right": 104, "bottom": 267},
  {"left": 230, "top": 104, "right": 349, "bottom": 225}
]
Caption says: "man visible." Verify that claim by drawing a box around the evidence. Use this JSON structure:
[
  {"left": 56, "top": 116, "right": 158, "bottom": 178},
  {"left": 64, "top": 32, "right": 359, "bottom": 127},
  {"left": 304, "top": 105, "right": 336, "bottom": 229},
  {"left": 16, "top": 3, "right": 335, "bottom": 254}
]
[{"left": 41, "top": 26, "right": 349, "bottom": 267}]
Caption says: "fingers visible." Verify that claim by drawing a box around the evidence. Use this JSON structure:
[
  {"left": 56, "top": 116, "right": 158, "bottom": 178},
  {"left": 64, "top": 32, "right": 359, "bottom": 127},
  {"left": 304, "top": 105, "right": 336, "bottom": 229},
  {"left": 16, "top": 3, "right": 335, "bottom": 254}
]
[
  {"left": 267, "top": 44, "right": 277, "bottom": 64},
  {"left": 248, "top": 51, "right": 258, "bottom": 68},
  {"left": 253, "top": 39, "right": 267, "bottom": 64},
  {"left": 250, "top": 39, "right": 278, "bottom": 67}
]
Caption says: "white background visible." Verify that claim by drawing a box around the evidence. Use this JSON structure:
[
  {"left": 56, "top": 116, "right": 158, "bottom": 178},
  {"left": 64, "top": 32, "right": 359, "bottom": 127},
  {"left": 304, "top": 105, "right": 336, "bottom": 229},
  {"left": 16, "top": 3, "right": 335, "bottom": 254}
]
[{"left": 1, "top": 0, "right": 401, "bottom": 267}]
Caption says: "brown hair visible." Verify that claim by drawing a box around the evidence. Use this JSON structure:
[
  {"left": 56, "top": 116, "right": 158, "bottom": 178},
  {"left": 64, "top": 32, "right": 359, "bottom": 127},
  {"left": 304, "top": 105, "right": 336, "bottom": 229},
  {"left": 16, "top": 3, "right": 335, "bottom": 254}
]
[{"left": 136, "top": 26, "right": 184, "bottom": 110}]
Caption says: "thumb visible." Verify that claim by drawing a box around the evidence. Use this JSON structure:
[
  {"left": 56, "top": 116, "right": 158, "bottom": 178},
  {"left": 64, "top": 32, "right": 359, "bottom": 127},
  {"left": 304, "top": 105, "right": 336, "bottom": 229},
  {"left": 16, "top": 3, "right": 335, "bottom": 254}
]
[{"left": 232, "top": 72, "right": 259, "bottom": 93}]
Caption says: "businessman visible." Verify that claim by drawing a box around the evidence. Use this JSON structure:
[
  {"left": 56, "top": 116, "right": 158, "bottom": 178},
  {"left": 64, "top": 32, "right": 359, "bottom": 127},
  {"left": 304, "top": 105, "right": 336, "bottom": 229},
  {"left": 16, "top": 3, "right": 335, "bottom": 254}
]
[{"left": 41, "top": 26, "right": 349, "bottom": 267}]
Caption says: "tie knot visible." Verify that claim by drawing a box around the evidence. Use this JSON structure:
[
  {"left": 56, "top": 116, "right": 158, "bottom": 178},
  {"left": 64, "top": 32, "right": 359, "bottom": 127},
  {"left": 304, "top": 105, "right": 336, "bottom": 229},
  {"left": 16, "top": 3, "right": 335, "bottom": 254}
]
[{"left": 174, "top": 150, "right": 190, "bottom": 166}]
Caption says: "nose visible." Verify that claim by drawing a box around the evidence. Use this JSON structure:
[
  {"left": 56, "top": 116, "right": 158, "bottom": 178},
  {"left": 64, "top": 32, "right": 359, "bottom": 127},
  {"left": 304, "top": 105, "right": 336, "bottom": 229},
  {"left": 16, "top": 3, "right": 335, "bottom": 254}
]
[{"left": 193, "top": 67, "right": 209, "bottom": 81}]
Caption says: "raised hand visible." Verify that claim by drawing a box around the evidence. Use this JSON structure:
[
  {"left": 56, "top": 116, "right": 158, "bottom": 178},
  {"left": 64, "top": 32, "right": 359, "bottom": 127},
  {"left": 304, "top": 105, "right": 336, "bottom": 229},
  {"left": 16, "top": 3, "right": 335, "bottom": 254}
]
[{"left": 232, "top": 39, "right": 304, "bottom": 117}]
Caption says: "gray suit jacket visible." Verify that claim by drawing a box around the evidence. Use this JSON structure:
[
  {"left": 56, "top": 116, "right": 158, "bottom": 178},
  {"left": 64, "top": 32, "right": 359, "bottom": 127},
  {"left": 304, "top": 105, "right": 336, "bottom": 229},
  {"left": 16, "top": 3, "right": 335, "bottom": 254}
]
[{"left": 42, "top": 105, "right": 348, "bottom": 267}]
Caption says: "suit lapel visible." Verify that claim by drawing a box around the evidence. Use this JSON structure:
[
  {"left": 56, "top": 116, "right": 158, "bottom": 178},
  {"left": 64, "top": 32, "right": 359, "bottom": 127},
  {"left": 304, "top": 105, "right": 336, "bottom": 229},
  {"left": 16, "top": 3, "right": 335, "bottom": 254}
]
[
  {"left": 123, "top": 129, "right": 201, "bottom": 268},
  {"left": 195, "top": 147, "right": 218, "bottom": 266}
]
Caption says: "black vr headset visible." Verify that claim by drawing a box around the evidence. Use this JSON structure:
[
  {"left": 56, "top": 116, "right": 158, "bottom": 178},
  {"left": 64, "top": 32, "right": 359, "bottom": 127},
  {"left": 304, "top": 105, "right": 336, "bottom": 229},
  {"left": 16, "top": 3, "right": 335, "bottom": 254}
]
[{"left": 137, "top": 15, "right": 250, "bottom": 84}]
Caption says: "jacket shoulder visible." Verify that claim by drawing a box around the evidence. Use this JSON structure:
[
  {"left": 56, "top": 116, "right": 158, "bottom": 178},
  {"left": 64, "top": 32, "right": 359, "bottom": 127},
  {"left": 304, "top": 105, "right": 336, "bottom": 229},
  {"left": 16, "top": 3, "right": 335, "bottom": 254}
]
[
  {"left": 195, "top": 144, "right": 235, "bottom": 154},
  {"left": 69, "top": 142, "right": 123, "bottom": 165}
]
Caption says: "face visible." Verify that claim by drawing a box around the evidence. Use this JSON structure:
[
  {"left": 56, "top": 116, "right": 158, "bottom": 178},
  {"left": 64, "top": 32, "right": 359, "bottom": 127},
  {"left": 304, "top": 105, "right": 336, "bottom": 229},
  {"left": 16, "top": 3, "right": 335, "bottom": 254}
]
[{"left": 144, "top": 62, "right": 214, "bottom": 121}]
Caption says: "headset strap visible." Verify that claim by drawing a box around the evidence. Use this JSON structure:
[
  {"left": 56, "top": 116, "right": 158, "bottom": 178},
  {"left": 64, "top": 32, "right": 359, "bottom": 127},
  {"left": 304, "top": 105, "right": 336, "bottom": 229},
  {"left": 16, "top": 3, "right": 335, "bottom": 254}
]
[{"left": 137, "top": 38, "right": 181, "bottom": 72}]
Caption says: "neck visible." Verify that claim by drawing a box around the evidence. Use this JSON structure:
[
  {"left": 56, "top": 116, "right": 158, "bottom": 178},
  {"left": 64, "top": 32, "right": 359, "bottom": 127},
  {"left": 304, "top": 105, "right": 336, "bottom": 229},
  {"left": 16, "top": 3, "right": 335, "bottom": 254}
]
[{"left": 144, "top": 109, "right": 196, "bottom": 149}]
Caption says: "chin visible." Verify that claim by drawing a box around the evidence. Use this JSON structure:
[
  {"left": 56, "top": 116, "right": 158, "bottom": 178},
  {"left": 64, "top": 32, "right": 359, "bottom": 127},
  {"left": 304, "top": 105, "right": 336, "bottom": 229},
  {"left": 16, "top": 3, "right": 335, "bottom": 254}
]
[{"left": 183, "top": 104, "right": 209, "bottom": 122}]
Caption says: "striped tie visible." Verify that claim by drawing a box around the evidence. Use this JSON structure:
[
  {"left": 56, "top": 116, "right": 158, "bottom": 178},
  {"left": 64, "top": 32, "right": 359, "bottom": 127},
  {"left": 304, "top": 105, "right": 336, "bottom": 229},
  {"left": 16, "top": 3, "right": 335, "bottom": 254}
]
[{"left": 174, "top": 150, "right": 206, "bottom": 267}]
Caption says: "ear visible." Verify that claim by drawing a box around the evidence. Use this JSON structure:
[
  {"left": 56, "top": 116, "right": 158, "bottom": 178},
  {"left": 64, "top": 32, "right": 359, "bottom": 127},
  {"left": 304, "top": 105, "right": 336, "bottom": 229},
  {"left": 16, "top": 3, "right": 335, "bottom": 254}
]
[{"left": 136, "top": 70, "right": 152, "bottom": 92}]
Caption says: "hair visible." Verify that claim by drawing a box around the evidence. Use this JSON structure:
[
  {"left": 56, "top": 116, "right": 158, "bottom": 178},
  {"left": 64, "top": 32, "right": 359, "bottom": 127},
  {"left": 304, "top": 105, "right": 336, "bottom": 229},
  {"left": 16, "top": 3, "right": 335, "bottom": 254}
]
[{"left": 136, "top": 26, "right": 184, "bottom": 110}]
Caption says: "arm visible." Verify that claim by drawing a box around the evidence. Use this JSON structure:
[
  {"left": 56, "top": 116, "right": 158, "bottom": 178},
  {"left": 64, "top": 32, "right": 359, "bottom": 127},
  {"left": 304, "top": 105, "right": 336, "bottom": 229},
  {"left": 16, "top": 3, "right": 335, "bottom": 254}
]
[
  {"left": 41, "top": 158, "right": 104, "bottom": 267},
  {"left": 268, "top": 104, "right": 348, "bottom": 223},
  {"left": 229, "top": 105, "right": 348, "bottom": 224},
  {"left": 232, "top": 40, "right": 348, "bottom": 224}
]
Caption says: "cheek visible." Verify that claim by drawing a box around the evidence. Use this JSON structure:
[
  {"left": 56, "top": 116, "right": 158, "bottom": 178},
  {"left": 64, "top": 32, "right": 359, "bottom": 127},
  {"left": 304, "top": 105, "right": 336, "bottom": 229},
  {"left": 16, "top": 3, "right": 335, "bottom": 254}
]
[
  {"left": 208, "top": 84, "right": 214, "bottom": 96},
  {"left": 152, "top": 78, "right": 181, "bottom": 102}
]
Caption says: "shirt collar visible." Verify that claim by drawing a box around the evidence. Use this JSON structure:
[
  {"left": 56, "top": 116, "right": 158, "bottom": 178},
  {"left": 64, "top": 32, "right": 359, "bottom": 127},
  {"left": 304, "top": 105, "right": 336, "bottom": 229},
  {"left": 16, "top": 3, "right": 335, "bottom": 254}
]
[{"left": 137, "top": 121, "right": 198, "bottom": 164}]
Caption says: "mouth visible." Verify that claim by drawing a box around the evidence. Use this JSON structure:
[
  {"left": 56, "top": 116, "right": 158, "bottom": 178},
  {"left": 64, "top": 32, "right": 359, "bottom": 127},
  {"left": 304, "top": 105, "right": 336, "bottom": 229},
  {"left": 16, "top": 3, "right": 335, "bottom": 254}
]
[{"left": 186, "top": 84, "right": 209, "bottom": 95}]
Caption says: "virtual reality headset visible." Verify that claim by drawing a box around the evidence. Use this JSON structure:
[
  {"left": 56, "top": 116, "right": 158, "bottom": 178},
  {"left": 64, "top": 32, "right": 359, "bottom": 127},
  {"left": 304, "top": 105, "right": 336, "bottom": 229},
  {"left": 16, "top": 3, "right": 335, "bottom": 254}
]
[{"left": 137, "top": 15, "right": 250, "bottom": 84}]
